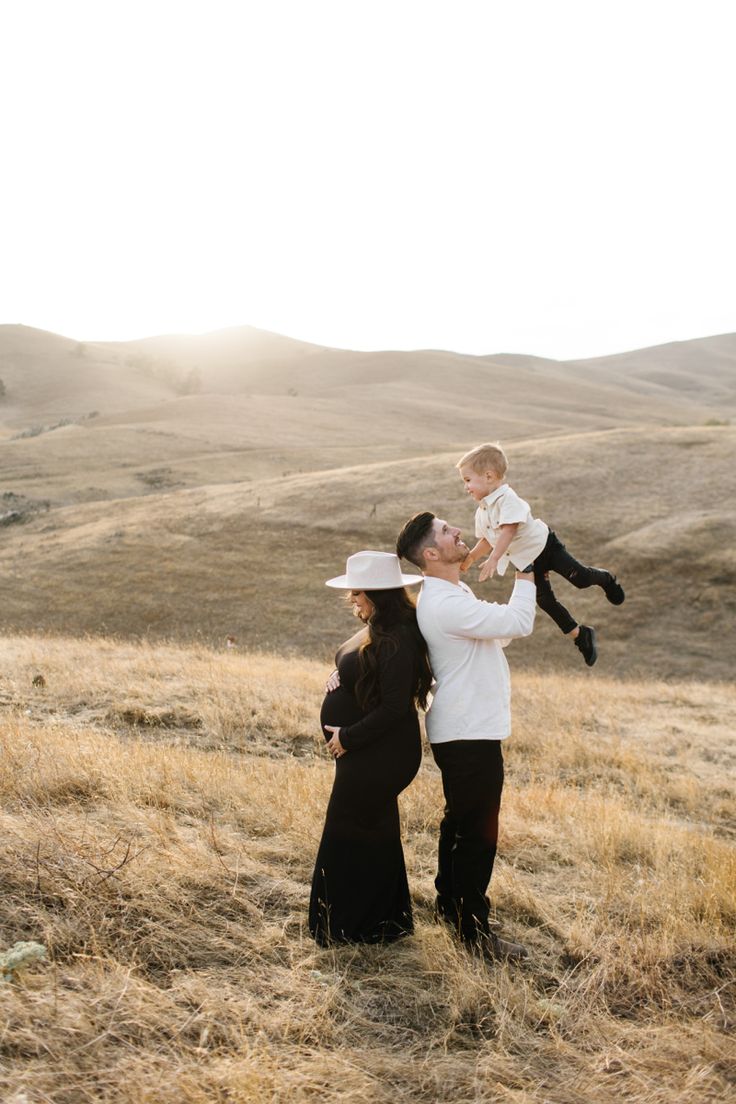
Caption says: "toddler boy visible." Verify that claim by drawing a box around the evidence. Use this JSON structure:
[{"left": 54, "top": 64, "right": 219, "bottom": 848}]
[{"left": 458, "top": 443, "right": 624, "bottom": 666}]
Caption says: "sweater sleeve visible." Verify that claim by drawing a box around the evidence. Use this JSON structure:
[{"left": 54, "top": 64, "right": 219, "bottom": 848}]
[
  {"left": 434, "top": 579, "right": 536, "bottom": 640},
  {"left": 339, "top": 636, "right": 417, "bottom": 751}
]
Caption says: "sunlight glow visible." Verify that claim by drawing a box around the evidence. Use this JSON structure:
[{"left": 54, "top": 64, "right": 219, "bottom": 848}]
[{"left": 2, "top": 0, "right": 735, "bottom": 357}]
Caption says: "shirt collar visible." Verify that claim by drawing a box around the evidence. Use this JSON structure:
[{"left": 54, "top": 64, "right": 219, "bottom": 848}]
[{"left": 480, "top": 483, "right": 508, "bottom": 509}]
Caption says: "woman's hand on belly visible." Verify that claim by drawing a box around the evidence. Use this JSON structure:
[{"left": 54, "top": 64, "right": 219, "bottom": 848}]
[
  {"left": 324, "top": 725, "right": 347, "bottom": 758},
  {"left": 320, "top": 686, "right": 363, "bottom": 732},
  {"left": 325, "top": 669, "right": 340, "bottom": 692}
]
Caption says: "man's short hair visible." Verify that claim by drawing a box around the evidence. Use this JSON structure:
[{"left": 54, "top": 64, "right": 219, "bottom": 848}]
[
  {"left": 457, "top": 442, "right": 508, "bottom": 478},
  {"left": 396, "top": 512, "right": 436, "bottom": 569}
]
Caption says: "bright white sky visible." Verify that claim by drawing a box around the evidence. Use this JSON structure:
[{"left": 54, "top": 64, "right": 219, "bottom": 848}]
[{"left": 2, "top": 0, "right": 735, "bottom": 359}]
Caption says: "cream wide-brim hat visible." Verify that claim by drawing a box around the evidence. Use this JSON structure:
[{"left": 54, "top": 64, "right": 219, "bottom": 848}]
[{"left": 325, "top": 550, "right": 423, "bottom": 590}]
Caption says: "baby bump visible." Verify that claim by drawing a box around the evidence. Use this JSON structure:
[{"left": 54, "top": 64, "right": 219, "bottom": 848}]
[
  {"left": 328, "top": 720, "right": 421, "bottom": 829},
  {"left": 319, "top": 686, "right": 364, "bottom": 738}
]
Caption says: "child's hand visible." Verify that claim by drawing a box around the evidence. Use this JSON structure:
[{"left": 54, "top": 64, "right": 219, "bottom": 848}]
[{"left": 478, "top": 557, "right": 498, "bottom": 582}]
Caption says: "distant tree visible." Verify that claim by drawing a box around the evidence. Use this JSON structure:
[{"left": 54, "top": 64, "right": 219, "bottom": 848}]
[
  {"left": 179, "top": 366, "right": 202, "bottom": 395},
  {"left": 72, "top": 343, "right": 87, "bottom": 358},
  {"left": 0, "top": 377, "right": 5, "bottom": 398},
  {"left": 126, "top": 353, "right": 198, "bottom": 394}
]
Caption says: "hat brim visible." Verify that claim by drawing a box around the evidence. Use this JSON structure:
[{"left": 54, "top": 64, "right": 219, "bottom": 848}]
[{"left": 325, "top": 573, "right": 424, "bottom": 589}]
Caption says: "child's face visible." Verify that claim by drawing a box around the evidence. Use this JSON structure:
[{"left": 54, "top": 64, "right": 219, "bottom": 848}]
[{"left": 459, "top": 465, "right": 502, "bottom": 501}]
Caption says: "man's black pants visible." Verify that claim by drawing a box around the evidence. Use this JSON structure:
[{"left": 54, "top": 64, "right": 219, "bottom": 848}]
[
  {"left": 533, "top": 530, "right": 611, "bottom": 635},
  {"left": 431, "top": 738, "right": 504, "bottom": 943}
]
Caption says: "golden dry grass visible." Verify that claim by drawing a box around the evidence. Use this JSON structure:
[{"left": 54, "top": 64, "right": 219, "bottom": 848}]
[{"left": 1, "top": 635, "right": 734, "bottom": 1103}]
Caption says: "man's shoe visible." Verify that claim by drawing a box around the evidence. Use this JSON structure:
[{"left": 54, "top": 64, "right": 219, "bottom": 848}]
[
  {"left": 603, "top": 573, "right": 625, "bottom": 605},
  {"left": 434, "top": 906, "right": 457, "bottom": 930},
  {"left": 574, "top": 625, "right": 598, "bottom": 667},
  {"left": 435, "top": 905, "right": 501, "bottom": 933},
  {"left": 470, "top": 931, "right": 528, "bottom": 962}
]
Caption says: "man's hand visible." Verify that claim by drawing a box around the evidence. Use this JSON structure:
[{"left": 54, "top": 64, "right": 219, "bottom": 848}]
[
  {"left": 478, "top": 556, "right": 499, "bottom": 582},
  {"left": 325, "top": 669, "right": 340, "bottom": 692},
  {"left": 324, "top": 725, "right": 346, "bottom": 758}
]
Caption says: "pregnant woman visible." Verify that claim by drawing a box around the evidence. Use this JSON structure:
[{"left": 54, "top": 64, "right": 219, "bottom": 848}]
[{"left": 309, "top": 551, "right": 432, "bottom": 946}]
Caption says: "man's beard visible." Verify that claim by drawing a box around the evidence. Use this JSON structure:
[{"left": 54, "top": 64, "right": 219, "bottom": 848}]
[{"left": 440, "top": 540, "right": 468, "bottom": 564}]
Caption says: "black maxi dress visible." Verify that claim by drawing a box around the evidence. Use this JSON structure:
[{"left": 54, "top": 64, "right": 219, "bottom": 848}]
[{"left": 309, "top": 625, "right": 422, "bottom": 945}]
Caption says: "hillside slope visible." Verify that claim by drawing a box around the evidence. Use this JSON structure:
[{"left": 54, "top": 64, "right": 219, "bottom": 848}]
[
  {"left": 1, "top": 425, "right": 733, "bottom": 680},
  {"left": 2, "top": 324, "right": 733, "bottom": 679},
  {"left": 3, "top": 326, "right": 735, "bottom": 445}
]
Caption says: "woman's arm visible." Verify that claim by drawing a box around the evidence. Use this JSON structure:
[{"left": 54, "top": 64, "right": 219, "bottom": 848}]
[{"left": 339, "top": 638, "right": 417, "bottom": 751}]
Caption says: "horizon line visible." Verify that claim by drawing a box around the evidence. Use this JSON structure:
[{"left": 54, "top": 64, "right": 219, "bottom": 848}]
[{"left": 1, "top": 319, "right": 735, "bottom": 365}]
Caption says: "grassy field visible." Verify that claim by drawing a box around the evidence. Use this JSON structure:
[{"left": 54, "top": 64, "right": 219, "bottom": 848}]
[
  {"left": 1, "top": 635, "right": 734, "bottom": 1103},
  {"left": 1, "top": 324, "right": 734, "bottom": 1100}
]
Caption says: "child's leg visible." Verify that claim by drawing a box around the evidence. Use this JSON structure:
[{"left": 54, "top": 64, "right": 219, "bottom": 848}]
[
  {"left": 545, "top": 532, "right": 613, "bottom": 591},
  {"left": 533, "top": 553, "right": 598, "bottom": 666},
  {"left": 534, "top": 567, "right": 578, "bottom": 635}
]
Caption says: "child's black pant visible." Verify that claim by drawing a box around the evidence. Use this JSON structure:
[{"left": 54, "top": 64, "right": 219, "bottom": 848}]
[{"left": 532, "top": 530, "right": 611, "bottom": 635}]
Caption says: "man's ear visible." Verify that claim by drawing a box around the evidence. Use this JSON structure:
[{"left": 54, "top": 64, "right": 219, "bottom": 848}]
[{"left": 423, "top": 546, "right": 439, "bottom": 562}]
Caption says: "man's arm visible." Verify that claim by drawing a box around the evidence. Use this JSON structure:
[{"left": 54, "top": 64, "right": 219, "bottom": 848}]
[{"left": 435, "top": 574, "right": 536, "bottom": 640}]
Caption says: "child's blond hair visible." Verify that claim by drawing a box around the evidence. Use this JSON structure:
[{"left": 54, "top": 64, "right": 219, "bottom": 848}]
[{"left": 456, "top": 442, "right": 508, "bottom": 478}]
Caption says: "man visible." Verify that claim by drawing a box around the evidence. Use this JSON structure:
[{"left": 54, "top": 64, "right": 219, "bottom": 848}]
[{"left": 396, "top": 511, "right": 536, "bottom": 960}]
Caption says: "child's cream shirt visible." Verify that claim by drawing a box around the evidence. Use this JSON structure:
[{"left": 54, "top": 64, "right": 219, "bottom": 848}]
[{"left": 474, "top": 484, "right": 549, "bottom": 575}]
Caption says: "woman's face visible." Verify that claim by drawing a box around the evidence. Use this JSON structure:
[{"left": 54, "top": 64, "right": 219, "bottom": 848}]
[{"left": 349, "top": 589, "right": 375, "bottom": 621}]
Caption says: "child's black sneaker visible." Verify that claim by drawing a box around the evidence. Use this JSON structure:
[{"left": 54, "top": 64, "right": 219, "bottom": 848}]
[
  {"left": 603, "top": 573, "right": 625, "bottom": 605},
  {"left": 575, "top": 625, "right": 597, "bottom": 666}
]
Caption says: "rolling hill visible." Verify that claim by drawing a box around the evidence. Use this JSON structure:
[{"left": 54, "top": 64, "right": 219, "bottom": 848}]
[
  {"left": 1, "top": 326, "right": 734, "bottom": 1103},
  {"left": 1, "top": 325, "right": 734, "bottom": 679}
]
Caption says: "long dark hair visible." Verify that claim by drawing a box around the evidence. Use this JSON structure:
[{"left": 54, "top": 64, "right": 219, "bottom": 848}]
[{"left": 354, "top": 588, "right": 432, "bottom": 712}]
